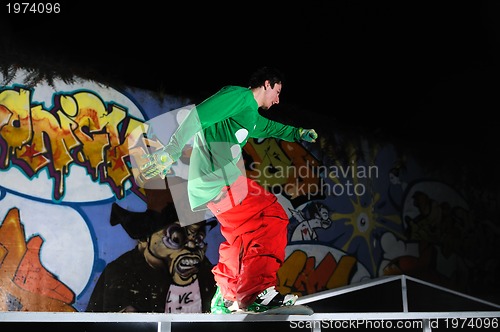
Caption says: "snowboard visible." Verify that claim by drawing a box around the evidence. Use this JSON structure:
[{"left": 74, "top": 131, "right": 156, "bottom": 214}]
[{"left": 244, "top": 304, "right": 314, "bottom": 315}]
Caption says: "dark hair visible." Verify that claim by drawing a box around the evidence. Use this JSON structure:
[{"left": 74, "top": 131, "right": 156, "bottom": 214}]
[{"left": 248, "top": 66, "right": 285, "bottom": 89}]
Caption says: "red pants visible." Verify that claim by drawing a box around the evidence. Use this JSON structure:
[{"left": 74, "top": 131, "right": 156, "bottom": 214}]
[{"left": 207, "top": 176, "right": 289, "bottom": 308}]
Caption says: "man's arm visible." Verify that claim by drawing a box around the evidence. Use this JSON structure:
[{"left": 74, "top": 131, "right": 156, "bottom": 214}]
[
  {"left": 253, "top": 115, "right": 318, "bottom": 143},
  {"left": 139, "top": 105, "right": 202, "bottom": 180}
]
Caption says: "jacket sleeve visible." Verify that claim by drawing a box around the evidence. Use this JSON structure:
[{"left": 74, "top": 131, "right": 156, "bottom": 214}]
[
  {"left": 164, "top": 105, "right": 202, "bottom": 161},
  {"left": 252, "top": 114, "right": 302, "bottom": 142}
]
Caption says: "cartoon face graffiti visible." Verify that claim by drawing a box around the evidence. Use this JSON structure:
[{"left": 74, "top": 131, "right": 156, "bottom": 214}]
[
  {"left": 316, "top": 205, "right": 332, "bottom": 229},
  {"left": 146, "top": 221, "right": 207, "bottom": 285}
]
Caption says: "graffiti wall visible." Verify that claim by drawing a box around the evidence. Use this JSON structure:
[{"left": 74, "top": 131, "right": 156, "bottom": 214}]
[{"left": 0, "top": 69, "right": 498, "bottom": 313}]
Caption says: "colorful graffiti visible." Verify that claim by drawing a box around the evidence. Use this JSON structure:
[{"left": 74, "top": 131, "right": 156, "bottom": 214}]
[
  {"left": 0, "top": 86, "right": 147, "bottom": 201},
  {"left": 0, "top": 207, "right": 76, "bottom": 311},
  {"left": 243, "top": 138, "right": 325, "bottom": 207},
  {"left": 279, "top": 244, "right": 369, "bottom": 296}
]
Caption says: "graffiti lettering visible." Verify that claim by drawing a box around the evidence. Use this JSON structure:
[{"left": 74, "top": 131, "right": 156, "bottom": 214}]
[
  {"left": 179, "top": 292, "right": 193, "bottom": 304},
  {"left": 278, "top": 250, "right": 357, "bottom": 296},
  {"left": 166, "top": 291, "right": 172, "bottom": 303},
  {"left": 0, "top": 87, "right": 148, "bottom": 200}
]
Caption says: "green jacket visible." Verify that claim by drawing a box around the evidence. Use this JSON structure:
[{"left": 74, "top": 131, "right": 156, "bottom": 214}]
[{"left": 165, "top": 85, "right": 302, "bottom": 210}]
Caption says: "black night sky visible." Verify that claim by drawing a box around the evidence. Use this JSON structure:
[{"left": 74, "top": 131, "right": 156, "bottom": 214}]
[{"left": 2, "top": 1, "right": 500, "bottom": 157}]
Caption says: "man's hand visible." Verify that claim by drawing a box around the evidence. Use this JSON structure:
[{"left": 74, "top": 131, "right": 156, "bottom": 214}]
[
  {"left": 300, "top": 128, "right": 318, "bottom": 143},
  {"left": 140, "top": 148, "right": 174, "bottom": 180}
]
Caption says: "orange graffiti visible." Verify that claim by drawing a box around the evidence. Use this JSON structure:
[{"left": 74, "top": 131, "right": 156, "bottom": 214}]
[
  {"left": 326, "top": 255, "right": 357, "bottom": 289},
  {"left": 277, "top": 250, "right": 357, "bottom": 296},
  {"left": 294, "top": 252, "right": 337, "bottom": 294},
  {"left": 0, "top": 207, "right": 76, "bottom": 311}
]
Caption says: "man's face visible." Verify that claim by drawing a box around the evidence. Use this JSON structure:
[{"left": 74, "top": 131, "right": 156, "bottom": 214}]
[
  {"left": 261, "top": 81, "right": 282, "bottom": 110},
  {"left": 148, "top": 221, "right": 207, "bottom": 285}
]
